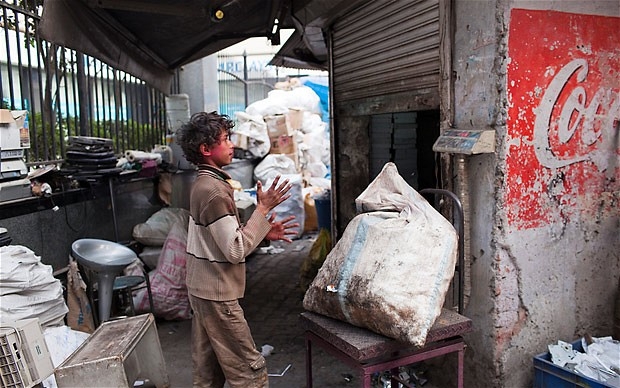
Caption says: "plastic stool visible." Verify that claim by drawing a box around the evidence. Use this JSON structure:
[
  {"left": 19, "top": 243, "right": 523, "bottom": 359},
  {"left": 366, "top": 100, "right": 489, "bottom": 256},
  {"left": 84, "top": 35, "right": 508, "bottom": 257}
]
[
  {"left": 71, "top": 239, "right": 138, "bottom": 324},
  {"left": 113, "top": 274, "right": 154, "bottom": 317}
]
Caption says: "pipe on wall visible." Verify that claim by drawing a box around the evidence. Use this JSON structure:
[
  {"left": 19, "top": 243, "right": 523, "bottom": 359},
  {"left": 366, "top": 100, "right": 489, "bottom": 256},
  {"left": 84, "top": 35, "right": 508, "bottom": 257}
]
[{"left": 455, "top": 154, "right": 471, "bottom": 310}]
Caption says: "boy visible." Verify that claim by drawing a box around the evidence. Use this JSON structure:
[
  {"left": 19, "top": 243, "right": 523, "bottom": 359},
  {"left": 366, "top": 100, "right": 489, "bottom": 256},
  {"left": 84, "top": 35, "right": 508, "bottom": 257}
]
[{"left": 176, "top": 111, "right": 298, "bottom": 387}]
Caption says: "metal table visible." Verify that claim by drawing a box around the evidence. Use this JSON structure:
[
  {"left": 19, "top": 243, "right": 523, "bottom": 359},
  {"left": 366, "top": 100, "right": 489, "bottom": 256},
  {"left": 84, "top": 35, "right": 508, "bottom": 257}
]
[
  {"left": 302, "top": 189, "right": 471, "bottom": 387},
  {"left": 301, "top": 308, "right": 472, "bottom": 388}
]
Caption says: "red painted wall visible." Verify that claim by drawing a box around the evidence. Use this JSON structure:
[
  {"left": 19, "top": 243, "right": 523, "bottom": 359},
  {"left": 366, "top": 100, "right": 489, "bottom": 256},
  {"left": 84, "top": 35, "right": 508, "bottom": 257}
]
[{"left": 506, "top": 9, "right": 619, "bottom": 229}]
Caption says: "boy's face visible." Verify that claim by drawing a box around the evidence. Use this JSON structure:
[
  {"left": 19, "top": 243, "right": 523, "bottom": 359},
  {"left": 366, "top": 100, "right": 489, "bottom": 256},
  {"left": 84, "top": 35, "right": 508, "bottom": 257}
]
[{"left": 201, "top": 131, "right": 234, "bottom": 168}]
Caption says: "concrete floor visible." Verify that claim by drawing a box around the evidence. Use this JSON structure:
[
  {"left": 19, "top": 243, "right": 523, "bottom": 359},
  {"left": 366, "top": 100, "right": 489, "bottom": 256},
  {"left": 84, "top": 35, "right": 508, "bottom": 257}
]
[{"left": 153, "top": 232, "right": 450, "bottom": 388}]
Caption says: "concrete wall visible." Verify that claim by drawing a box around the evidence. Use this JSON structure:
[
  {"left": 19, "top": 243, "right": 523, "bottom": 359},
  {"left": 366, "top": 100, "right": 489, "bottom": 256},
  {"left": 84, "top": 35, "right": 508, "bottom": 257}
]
[
  {"left": 452, "top": 0, "right": 503, "bottom": 384},
  {"left": 179, "top": 55, "right": 220, "bottom": 115},
  {"left": 454, "top": 0, "right": 620, "bottom": 386}
]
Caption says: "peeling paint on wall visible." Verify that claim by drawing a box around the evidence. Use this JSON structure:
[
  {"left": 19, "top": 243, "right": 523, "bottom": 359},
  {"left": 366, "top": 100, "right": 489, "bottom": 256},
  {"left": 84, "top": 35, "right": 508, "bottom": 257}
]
[
  {"left": 493, "top": 248, "right": 528, "bottom": 355},
  {"left": 506, "top": 9, "right": 620, "bottom": 230}
]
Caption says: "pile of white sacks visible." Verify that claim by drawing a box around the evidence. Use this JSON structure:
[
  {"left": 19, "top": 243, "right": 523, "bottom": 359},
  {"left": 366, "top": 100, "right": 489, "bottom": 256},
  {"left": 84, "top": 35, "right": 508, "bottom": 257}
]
[
  {"left": 0, "top": 245, "right": 68, "bottom": 327},
  {"left": 231, "top": 81, "right": 331, "bottom": 238},
  {"left": 233, "top": 81, "right": 330, "bottom": 183}
]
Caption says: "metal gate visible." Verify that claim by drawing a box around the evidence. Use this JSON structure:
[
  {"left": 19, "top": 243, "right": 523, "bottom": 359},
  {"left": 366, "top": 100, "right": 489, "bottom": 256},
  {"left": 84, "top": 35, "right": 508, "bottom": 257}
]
[
  {"left": 0, "top": 0, "right": 174, "bottom": 166},
  {"left": 331, "top": 0, "right": 440, "bottom": 104}
]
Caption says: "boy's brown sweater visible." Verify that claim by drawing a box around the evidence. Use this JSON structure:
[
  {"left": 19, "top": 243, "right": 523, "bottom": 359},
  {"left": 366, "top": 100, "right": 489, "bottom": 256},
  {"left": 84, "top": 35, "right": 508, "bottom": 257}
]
[{"left": 185, "top": 164, "right": 271, "bottom": 301}]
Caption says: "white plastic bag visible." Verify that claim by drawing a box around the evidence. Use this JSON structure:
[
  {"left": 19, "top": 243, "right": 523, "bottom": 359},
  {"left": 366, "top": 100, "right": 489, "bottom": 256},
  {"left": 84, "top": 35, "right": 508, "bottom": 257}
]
[{"left": 253, "top": 154, "right": 298, "bottom": 184}]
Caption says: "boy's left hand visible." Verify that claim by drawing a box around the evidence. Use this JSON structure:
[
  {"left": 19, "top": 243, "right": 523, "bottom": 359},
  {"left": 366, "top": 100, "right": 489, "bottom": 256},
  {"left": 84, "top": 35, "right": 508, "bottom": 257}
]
[{"left": 265, "top": 214, "right": 299, "bottom": 242}]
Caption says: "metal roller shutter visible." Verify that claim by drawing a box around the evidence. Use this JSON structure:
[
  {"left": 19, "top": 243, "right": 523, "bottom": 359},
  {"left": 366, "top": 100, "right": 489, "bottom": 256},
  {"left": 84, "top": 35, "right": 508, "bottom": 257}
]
[{"left": 332, "top": 0, "right": 440, "bottom": 103}]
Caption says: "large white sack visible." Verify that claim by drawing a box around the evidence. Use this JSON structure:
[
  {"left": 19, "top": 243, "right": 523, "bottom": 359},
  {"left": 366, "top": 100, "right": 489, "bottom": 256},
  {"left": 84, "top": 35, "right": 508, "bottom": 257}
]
[
  {"left": 132, "top": 207, "right": 190, "bottom": 246},
  {"left": 253, "top": 154, "right": 298, "bottom": 184},
  {"left": 245, "top": 95, "right": 289, "bottom": 117},
  {"left": 267, "top": 86, "right": 322, "bottom": 115},
  {"left": 298, "top": 129, "right": 329, "bottom": 178},
  {"left": 0, "top": 246, "right": 58, "bottom": 295},
  {"left": 245, "top": 86, "right": 322, "bottom": 117},
  {"left": 0, "top": 246, "right": 69, "bottom": 327},
  {"left": 303, "top": 163, "right": 458, "bottom": 346}
]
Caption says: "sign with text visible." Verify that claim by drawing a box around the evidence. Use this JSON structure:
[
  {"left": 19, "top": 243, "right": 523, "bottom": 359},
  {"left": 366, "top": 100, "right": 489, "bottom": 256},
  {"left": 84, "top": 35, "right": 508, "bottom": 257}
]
[{"left": 506, "top": 9, "right": 619, "bottom": 229}]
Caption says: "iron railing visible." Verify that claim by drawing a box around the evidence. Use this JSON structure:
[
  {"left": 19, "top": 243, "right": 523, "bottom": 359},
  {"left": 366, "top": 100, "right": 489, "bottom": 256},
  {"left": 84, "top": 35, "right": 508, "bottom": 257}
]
[
  {"left": 216, "top": 51, "right": 277, "bottom": 120},
  {"left": 1, "top": 2, "right": 325, "bottom": 169},
  {"left": 0, "top": 0, "right": 177, "bottom": 167}
]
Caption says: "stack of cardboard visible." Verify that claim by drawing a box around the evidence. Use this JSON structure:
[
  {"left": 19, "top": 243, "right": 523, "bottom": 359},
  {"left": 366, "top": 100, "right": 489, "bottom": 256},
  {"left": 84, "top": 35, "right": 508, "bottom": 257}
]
[{"left": 265, "top": 112, "right": 300, "bottom": 171}]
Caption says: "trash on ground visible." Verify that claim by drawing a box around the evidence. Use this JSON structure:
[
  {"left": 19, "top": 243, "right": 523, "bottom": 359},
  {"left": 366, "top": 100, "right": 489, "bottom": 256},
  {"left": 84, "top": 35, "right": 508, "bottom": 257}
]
[
  {"left": 261, "top": 344, "right": 274, "bottom": 356},
  {"left": 256, "top": 246, "right": 285, "bottom": 255},
  {"left": 371, "top": 364, "right": 428, "bottom": 387},
  {"left": 268, "top": 363, "right": 292, "bottom": 377},
  {"left": 548, "top": 336, "right": 620, "bottom": 385}
]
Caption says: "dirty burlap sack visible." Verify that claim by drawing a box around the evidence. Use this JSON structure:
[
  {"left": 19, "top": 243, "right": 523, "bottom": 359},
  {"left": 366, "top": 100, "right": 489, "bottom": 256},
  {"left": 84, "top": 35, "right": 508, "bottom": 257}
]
[
  {"left": 66, "top": 260, "right": 95, "bottom": 334},
  {"left": 303, "top": 162, "right": 458, "bottom": 346}
]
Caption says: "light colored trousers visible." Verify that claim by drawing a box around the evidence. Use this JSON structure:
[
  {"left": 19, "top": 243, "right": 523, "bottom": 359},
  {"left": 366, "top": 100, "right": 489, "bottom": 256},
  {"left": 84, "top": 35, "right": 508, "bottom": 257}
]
[{"left": 189, "top": 294, "right": 268, "bottom": 388}]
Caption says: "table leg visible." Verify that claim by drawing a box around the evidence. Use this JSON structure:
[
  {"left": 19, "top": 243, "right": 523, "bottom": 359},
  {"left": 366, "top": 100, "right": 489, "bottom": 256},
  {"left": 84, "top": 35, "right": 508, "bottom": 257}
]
[
  {"left": 108, "top": 177, "right": 119, "bottom": 242},
  {"left": 390, "top": 367, "right": 400, "bottom": 387},
  {"left": 306, "top": 334, "right": 313, "bottom": 388},
  {"left": 457, "top": 347, "right": 464, "bottom": 388},
  {"left": 362, "top": 369, "right": 373, "bottom": 388}
]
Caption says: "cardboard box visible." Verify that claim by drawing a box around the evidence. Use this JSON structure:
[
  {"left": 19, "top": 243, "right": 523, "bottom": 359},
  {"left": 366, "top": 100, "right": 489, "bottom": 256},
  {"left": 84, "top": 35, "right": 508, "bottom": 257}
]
[
  {"left": 265, "top": 114, "right": 291, "bottom": 138},
  {"left": 0, "top": 109, "right": 30, "bottom": 150},
  {"left": 265, "top": 115, "right": 296, "bottom": 155},
  {"left": 265, "top": 115, "right": 300, "bottom": 171},
  {"left": 286, "top": 108, "right": 304, "bottom": 131},
  {"left": 270, "top": 133, "right": 296, "bottom": 155}
]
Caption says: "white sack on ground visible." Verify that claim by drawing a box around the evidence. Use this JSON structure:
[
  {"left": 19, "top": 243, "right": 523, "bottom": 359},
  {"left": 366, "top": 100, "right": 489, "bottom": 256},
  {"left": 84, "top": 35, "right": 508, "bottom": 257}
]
[
  {"left": 0, "top": 245, "right": 69, "bottom": 327},
  {"left": 303, "top": 163, "right": 458, "bottom": 346},
  {"left": 133, "top": 207, "right": 190, "bottom": 246},
  {"left": 0, "top": 248, "right": 58, "bottom": 295}
]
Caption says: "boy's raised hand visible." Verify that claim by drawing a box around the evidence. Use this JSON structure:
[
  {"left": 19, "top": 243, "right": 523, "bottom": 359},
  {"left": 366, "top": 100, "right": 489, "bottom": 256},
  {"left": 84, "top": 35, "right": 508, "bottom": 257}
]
[
  {"left": 255, "top": 175, "right": 292, "bottom": 216},
  {"left": 265, "top": 214, "right": 299, "bottom": 242}
]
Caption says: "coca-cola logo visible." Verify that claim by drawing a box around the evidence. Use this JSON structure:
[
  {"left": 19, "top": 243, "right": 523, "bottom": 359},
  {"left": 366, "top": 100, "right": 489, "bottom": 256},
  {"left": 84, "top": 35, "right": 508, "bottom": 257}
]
[
  {"left": 506, "top": 9, "right": 619, "bottom": 229},
  {"left": 533, "top": 58, "right": 620, "bottom": 171}
]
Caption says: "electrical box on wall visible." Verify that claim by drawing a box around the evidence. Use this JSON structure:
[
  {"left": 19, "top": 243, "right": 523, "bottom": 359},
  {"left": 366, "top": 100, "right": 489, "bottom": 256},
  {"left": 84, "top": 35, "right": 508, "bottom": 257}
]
[{"left": 432, "top": 129, "right": 495, "bottom": 155}]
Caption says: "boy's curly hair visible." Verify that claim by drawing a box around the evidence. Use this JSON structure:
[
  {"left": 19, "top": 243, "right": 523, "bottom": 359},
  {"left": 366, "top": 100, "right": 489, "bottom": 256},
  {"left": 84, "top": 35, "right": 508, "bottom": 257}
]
[{"left": 175, "top": 111, "right": 234, "bottom": 165}]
